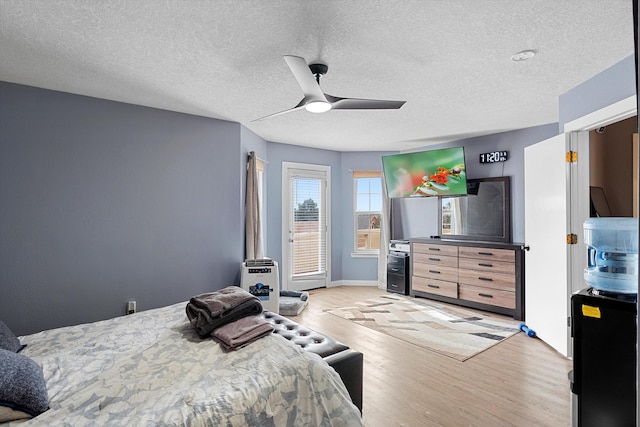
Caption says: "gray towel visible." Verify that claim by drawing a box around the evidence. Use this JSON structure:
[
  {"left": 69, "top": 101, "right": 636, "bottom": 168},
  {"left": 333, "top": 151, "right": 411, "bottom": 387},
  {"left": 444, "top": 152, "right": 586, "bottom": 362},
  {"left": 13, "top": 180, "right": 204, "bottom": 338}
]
[
  {"left": 186, "top": 286, "right": 263, "bottom": 337},
  {"left": 211, "top": 315, "right": 274, "bottom": 352}
]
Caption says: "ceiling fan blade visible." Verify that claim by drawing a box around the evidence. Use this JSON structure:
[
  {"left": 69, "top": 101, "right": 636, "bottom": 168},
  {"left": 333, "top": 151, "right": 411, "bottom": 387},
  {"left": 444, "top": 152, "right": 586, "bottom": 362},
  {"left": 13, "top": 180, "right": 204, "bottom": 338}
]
[
  {"left": 327, "top": 94, "right": 406, "bottom": 110},
  {"left": 283, "top": 55, "right": 327, "bottom": 103},
  {"left": 251, "top": 103, "right": 305, "bottom": 122}
]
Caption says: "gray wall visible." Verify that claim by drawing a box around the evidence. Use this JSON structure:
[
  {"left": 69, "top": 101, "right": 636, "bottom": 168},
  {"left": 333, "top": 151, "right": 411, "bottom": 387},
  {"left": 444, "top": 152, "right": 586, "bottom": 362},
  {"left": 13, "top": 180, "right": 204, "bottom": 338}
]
[
  {"left": 0, "top": 82, "right": 387, "bottom": 336},
  {"left": 559, "top": 54, "right": 636, "bottom": 129},
  {"left": 392, "top": 123, "right": 559, "bottom": 243},
  {"left": 394, "top": 54, "right": 637, "bottom": 244},
  {"left": 1, "top": 82, "right": 245, "bottom": 335},
  {"left": 339, "top": 151, "right": 395, "bottom": 281},
  {"left": 264, "top": 142, "right": 343, "bottom": 280},
  {"left": 264, "top": 145, "right": 395, "bottom": 285},
  {"left": 2, "top": 52, "right": 635, "bottom": 335}
]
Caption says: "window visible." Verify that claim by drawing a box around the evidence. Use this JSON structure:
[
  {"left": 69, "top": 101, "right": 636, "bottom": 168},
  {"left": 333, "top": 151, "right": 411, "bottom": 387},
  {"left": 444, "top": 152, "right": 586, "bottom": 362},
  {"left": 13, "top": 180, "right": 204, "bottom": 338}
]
[{"left": 353, "top": 171, "right": 382, "bottom": 254}]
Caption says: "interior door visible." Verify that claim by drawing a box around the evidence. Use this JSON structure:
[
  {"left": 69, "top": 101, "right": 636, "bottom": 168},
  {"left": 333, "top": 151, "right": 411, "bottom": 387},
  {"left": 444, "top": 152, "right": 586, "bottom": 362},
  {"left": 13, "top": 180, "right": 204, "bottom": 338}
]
[
  {"left": 282, "top": 162, "right": 331, "bottom": 291},
  {"left": 524, "top": 133, "right": 571, "bottom": 356}
]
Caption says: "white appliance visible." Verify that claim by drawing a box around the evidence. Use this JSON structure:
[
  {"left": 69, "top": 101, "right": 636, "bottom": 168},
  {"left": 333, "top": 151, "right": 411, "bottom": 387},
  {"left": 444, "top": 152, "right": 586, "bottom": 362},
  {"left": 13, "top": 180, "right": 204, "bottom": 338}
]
[
  {"left": 389, "top": 239, "right": 410, "bottom": 254},
  {"left": 241, "top": 259, "right": 280, "bottom": 314}
]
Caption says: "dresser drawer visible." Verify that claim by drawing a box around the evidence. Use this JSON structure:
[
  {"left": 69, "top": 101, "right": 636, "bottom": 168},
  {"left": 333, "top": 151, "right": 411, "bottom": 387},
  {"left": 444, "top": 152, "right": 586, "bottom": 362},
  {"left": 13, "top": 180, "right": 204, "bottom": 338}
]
[
  {"left": 458, "top": 258, "right": 515, "bottom": 276},
  {"left": 412, "top": 263, "right": 458, "bottom": 282},
  {"left": 413, "top": 243, "right": 458, "bottom": 257},
  {"left": 458, "top": 284, "right": 515, "bottom": 309},
  {"left": 413, "top": 252, "right": 458, "bottom": 268},
  {"left": 458, "top": 269, "right": 516, "bottom": 291},
  {"left": 458, "top": 247, "right": 514, "bottom": 263},
  {"left": 409, "top": 240, "right": 524, "bottom": 321},
  {"left": 412, "top": 276, "right": 457, "bottom": 298}
]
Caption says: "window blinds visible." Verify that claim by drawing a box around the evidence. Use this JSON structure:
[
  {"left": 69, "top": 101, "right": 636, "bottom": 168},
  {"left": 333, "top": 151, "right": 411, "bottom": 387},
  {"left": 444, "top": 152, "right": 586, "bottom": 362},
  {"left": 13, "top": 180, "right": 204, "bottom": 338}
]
[{"left": 288, "top": 168, "right": 327, "bottom": 278}]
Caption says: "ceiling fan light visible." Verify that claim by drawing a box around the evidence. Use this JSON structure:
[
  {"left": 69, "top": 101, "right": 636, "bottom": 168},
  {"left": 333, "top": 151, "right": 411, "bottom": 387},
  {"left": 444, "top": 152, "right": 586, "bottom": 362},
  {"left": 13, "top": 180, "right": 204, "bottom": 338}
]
[{"left": 305, "top": 101, "right": 332, "bottom": 113}]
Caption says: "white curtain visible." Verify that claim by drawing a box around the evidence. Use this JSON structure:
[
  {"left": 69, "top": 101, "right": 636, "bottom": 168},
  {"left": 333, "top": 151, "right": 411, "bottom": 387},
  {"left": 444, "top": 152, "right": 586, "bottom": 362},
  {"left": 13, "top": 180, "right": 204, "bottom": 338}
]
[
  {"left": 451, "top": 197, "right": 463, "bottom": 234},
  {"left": 245, "top": 151, "right": 263, "bottom": 260},
  {"left": 377, "top": 170, "right": 391, "bottom": 289}
]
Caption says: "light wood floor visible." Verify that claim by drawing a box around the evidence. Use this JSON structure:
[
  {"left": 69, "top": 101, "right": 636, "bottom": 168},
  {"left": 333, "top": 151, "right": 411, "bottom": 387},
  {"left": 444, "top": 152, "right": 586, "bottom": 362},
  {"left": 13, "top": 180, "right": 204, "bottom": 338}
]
[{"left": 288, "top": 286, "right": 572, "bottom": 427}]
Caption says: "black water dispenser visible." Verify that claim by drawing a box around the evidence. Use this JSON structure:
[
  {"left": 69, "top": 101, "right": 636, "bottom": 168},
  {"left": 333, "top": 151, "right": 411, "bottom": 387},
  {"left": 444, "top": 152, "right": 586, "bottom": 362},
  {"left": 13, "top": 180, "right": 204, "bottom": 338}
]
[{"left": 570, "top": 218, "right": 638, "bottom": 426}]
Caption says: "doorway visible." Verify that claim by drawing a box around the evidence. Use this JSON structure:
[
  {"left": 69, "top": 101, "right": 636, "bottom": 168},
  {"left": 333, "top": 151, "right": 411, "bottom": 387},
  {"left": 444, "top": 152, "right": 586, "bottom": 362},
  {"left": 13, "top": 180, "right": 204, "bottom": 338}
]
[
  {"left": 524, "top": 96, "right": 637, "bottom": 357},
  {"left": 588, "top": 116, "right": 638, "bottom": 218},
  {"left": 281, "top": 162, "right": 331, "bottom": 291}
]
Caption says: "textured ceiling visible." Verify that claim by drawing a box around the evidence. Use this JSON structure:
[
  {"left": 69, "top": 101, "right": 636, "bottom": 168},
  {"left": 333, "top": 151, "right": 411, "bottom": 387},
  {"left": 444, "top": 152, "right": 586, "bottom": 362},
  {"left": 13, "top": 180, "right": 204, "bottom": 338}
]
[{"left": 0, "top": 0, "right": 634, "bottom": 151}]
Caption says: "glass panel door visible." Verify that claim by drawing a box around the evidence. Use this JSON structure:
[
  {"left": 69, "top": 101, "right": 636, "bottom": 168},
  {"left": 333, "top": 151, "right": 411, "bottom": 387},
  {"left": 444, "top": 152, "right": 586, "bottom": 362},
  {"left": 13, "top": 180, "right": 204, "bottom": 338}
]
[{"left": 282, "top": 163, "right": 330, "bottom": 291}]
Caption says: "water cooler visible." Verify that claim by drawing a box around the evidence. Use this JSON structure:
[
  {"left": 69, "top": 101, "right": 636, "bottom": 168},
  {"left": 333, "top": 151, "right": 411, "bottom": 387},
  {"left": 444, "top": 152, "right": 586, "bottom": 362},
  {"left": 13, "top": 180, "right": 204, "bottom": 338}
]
[
  {"left": 241, "top": 259, "right": 280, "bottom": 314},
  {"left": 570, "top": 218, "right": 638, "bottom": 427}
]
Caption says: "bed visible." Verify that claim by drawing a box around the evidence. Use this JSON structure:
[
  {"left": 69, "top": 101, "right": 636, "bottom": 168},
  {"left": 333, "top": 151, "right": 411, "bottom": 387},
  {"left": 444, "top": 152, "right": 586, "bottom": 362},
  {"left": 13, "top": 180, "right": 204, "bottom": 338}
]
[{"left": 0, "top": 300, "right": 363, "bottom": 426}]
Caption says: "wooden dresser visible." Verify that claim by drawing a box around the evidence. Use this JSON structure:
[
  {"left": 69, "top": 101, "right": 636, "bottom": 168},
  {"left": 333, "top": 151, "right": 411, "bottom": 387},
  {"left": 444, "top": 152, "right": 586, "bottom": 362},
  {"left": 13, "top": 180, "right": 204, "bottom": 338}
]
[{"left": 410, "top": 238, "right": 526, "bottom": 320}]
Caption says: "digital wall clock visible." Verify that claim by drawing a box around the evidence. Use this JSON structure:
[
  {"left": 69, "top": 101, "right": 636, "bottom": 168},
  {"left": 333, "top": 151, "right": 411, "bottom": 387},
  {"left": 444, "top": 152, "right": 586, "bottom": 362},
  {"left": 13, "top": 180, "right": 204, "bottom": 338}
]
[{"left": 479, "top": 150, "right": 509, "bottom": 164}]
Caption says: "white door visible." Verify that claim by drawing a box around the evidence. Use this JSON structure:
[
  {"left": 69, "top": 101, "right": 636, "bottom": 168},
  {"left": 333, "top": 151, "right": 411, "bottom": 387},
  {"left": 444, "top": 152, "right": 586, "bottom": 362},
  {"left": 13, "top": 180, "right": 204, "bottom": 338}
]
[
  {"left": 282, "top": 162, "right": 331, "bottom": 291},
  {"left": 524, "top": 134, "right": 571, "bottom": 356}
]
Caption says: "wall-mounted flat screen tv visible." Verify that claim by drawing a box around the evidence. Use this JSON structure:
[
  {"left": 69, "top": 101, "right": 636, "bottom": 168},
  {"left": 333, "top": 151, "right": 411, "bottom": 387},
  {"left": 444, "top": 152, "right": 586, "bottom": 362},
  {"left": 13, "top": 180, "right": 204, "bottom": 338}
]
[{"left": 381, "top": 147, "right": 467, "bottom": 198}]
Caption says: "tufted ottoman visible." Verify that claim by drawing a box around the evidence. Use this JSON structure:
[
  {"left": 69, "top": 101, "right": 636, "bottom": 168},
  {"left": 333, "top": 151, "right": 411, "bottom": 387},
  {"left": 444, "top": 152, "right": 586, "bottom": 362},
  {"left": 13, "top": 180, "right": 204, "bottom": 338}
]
[{"left": 261, "top": 311, "right": 363, "bottom": 413}]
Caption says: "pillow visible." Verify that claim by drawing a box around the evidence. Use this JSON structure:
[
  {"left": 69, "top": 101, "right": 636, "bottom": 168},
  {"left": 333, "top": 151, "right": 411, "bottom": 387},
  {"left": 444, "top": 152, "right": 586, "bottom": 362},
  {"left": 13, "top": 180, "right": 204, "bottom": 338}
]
[
  {"left": 0, "top": 321, "right": 25, "bottom": 353},
  {"left": 0, "top": 349, "right": 48, "bottom": 422}
]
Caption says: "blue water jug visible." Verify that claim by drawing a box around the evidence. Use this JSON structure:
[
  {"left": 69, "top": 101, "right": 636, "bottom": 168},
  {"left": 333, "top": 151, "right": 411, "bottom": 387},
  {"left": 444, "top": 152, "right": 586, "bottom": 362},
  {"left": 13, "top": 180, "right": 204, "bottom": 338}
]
[{"left": 583, "top": 218, "right": 638, "bottom": 294}]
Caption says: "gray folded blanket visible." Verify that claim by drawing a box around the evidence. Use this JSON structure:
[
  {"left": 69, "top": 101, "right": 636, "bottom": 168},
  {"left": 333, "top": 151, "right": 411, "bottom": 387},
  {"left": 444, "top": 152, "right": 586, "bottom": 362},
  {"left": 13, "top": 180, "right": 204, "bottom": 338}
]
[
  {"left": 186, "top": 286, "right": 263, "bottom": 337},
  {"left": 211, "top": 315, "right": 274, "bottom": 352}
]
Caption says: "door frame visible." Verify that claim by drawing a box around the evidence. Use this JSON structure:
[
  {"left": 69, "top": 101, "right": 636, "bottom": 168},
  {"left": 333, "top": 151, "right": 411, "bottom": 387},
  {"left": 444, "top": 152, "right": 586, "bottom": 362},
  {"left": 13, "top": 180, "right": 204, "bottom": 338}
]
[
  {"left": 563, "top": 95, "right": 638, "bottom": 354},
  {"left": 564, "top": 95, "right": 637, "bottom": 134},
  {"left": 567, "top": 132, "right": 591, "bottom": 294},
  {"left": 565, "top": 97, "right": 637, "bottom": 291},
  {"left": 281, "top": 161, "right": 331, "bottom": 291},
  {"left": 524, "top": 95, "right": 637, "bottom": 357}
]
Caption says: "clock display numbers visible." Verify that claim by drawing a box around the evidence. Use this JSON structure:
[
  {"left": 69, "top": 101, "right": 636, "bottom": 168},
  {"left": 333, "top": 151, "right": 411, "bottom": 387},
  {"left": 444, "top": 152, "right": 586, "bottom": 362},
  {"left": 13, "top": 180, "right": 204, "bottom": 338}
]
[{"left": 479, "top": 151, "right": 509, "bottom": 164}]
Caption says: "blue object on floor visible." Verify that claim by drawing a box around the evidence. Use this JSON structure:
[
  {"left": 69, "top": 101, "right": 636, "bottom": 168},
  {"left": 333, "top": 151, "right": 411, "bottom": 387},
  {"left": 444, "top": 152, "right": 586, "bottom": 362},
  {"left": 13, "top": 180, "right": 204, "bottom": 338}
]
[{"left": 519, "top": 323, "right": 536, "bottom": 337}]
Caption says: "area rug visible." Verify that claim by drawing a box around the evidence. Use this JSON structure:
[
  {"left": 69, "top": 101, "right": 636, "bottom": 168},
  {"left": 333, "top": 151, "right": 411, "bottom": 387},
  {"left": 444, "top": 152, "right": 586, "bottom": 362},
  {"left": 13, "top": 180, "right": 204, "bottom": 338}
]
[{"left": 325, "top": 294, "right": 521, "bottom": 361}]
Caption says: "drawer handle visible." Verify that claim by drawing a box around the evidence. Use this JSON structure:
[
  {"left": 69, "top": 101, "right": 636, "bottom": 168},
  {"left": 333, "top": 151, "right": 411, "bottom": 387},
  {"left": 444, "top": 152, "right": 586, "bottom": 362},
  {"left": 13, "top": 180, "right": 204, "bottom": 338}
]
[
  {"left": 428, "top": 257, "right": 441, "bottom": 261},
  {"left": 478, "top": 277, "right": 494, "bottom": 282},
  {"left": 478, "top": 263, "right": 493, "bottom": 267},
  {"left": 428, "top": 270, "right": 441, "bottom": 274},
  {"left": 478, "top": 252, "right": 493, "bottom": 256},
  {"left": 391, "top": 268, "right": 398, "bottom": 272},
  {"left": 478, "top": 293, "right": 494, "bottom": 298},
  {"left": 428, "top": 284, "right": 440, "bottom": 289},
  {"left": 428, "top": 248, "right": 441, "bottom": 251}
]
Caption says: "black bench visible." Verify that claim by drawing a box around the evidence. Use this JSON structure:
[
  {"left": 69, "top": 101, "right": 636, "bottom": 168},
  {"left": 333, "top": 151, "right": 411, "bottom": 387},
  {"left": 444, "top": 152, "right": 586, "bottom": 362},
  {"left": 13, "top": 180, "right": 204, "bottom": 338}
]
[{"left": 261, "top": 311, "right": 363, "bottom": 413}]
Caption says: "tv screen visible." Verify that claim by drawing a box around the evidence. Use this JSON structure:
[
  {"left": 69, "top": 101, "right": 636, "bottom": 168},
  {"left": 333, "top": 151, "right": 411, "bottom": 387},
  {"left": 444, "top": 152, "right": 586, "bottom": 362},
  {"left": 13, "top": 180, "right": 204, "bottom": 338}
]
[
  {"left": 381, "top": 147, "right": 467, "bottom": 198},
  {"left": 438, "top": 176, "right": 511, "bottom": 243}
]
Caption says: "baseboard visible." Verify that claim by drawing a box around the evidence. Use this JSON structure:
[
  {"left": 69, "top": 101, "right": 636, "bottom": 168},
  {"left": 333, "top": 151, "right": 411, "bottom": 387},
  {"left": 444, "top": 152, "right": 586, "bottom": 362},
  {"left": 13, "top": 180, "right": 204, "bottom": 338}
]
[{"left": 328, "top": 280, "right": 378, "bottom": 288}]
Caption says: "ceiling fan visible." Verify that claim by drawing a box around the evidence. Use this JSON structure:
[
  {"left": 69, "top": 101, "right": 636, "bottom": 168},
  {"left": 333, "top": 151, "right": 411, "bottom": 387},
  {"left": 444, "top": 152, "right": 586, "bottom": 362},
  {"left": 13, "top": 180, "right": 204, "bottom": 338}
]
[{"left": 253, "top": 55, "right": 406, "bottom": 121}]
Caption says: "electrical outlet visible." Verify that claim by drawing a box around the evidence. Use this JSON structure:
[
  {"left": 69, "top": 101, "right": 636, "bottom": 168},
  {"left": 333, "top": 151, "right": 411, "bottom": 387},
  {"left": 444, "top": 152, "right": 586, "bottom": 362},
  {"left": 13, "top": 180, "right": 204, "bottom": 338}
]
[{"left": 126, "top": 301, "right": 137, "bottom": 315}]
